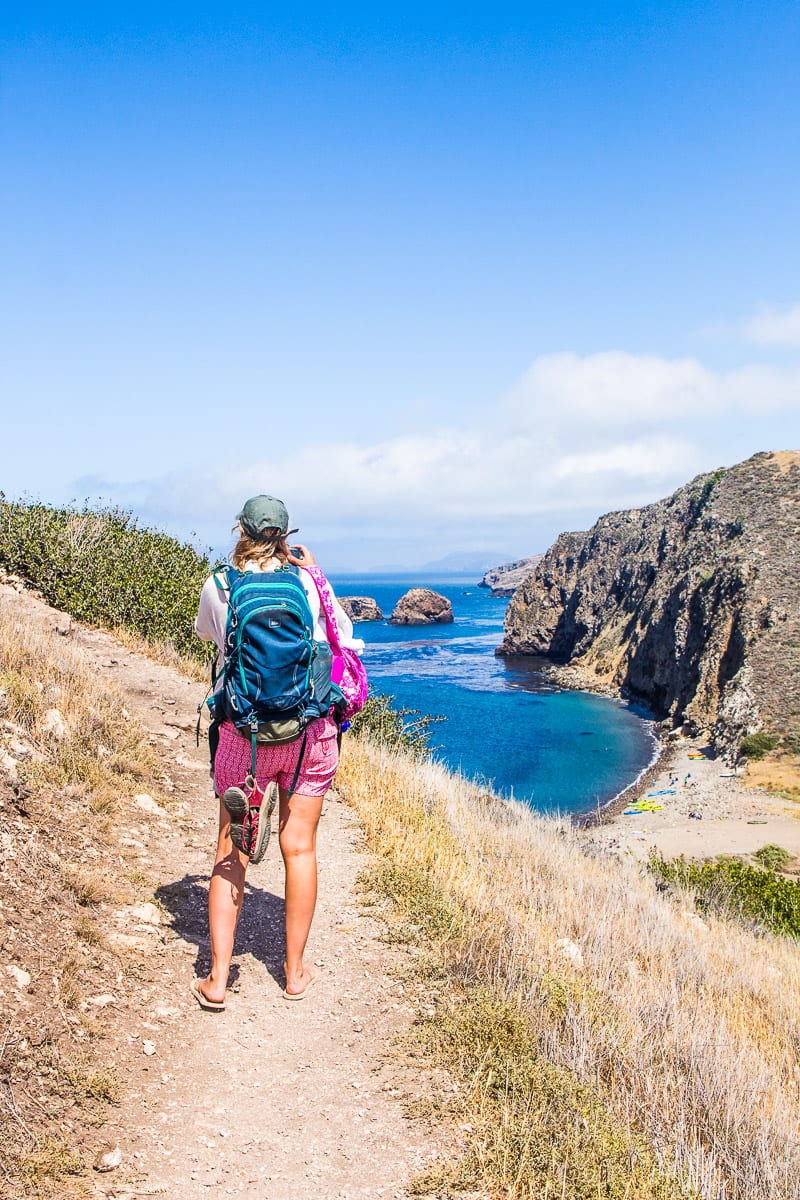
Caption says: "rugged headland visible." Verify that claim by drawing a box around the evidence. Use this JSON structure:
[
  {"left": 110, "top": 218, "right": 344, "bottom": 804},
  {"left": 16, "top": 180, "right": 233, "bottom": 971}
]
[
  {"left": 499, "top": 451, "right": 800, "bottom": 753},
  {"left": 479, "top": 554, "right": 543, "bottom": 595}
]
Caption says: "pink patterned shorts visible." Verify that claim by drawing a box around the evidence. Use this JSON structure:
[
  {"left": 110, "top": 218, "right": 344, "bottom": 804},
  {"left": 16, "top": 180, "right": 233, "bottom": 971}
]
[{"left": 213, "top": 716, "right": 339, "bottom": 799}]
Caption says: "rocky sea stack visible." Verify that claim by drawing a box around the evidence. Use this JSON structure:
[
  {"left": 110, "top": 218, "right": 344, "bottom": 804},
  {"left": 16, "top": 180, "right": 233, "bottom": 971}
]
[
  {"left": 498, "top": 451, "right": 800, "bottom": 754},
  {"left": 389, "top": 588, "right": 454, "bottom": 626},
  {"left": 338, "top": 596, "right": 383, "bottom": 622},
  {"left": 479, "top": 555, "right": 543, "bottom": 596}
]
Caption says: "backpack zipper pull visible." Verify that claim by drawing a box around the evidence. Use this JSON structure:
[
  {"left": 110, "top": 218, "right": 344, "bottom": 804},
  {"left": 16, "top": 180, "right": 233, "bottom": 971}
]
[{"left": 249, "top": 719, "right": 259, "bottom": 778}]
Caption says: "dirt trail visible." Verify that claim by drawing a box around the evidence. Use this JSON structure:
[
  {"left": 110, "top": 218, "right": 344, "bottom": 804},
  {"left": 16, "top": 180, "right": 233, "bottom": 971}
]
[{"left": 3, "top": 586, "right": 446, "bottom": 1199}]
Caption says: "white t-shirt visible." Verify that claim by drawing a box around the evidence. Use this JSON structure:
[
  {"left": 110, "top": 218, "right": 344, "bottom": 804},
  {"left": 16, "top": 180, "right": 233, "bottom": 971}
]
[{"left": 194, "top": 559, "right": 364, "bottom": 679}]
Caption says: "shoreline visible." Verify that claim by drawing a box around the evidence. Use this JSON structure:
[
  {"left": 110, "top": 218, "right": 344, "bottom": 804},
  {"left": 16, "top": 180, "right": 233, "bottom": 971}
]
[
  {"left": 576, "top": 726, "right": 674, "bottom": 828},
  {"left": 528, "top": 663, "right": 800, "bottom": 862},
  {"left": 580, "top": 732, "right": 800, "bottom": 863},
  {"left": 521, "top": 655, "right": 668, "bottom": 829}
]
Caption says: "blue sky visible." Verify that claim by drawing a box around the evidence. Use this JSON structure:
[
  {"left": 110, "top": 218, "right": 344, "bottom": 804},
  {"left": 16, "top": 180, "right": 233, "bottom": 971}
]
[{"left": 2, "top": 3, "right": 799, "bottom": 569}]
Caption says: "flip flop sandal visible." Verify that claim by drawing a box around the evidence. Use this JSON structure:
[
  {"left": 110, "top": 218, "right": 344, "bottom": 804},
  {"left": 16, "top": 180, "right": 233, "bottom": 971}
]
[
  {"left": 248, "top": 781, "right": 278, "bottom": 866},
  {"left": 190, "top": 978, "right": 225, "bottom": 1011},
  {"left": 282, "top": 971, "right": 318, "bottom": 1001}
]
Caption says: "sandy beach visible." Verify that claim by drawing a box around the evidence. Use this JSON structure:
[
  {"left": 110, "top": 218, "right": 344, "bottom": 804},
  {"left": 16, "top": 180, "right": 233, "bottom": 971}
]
[{"left": 582, "top": 735, "right": 800, "bottom": 864}]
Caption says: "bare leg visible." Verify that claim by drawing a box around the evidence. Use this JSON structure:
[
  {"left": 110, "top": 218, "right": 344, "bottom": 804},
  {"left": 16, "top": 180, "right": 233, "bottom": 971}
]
[
  {"left": 279, "top": 786, "right": 324, "bottom": 995},
  {"left": 197, "top": 799, "right": 249, "bottom": 1004}
]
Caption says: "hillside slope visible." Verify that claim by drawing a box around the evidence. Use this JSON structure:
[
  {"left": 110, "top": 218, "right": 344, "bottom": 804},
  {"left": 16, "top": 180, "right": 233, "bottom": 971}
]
[
  {"left": 499, "top": 450, "right": 800, "bottom": 751},
  {"left": 0, "top": 581, "right": 444, "bottom": 1198},
  {"left": 4, "top": 578, "right": 800, "bottom": 1197}
]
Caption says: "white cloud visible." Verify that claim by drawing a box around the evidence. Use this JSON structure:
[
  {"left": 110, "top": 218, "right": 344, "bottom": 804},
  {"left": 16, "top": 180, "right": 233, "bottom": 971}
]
[
  {"left": 507, "top": 351, "right": 800, "bottom": 428},
  {"left": 713, "top": 363, "right": 800, "bottom": 412},
  {"left": 554, "top": 436, "right": 697, "bottom": 483},
  {"left": 507, "top": 352, "right": 718, "bottom": 427},
  {"left": 742, "top": 304, "right": 800, "bottom": 348},
  {"left": 92, "top": 349, "right": 800, "bottom": 560}
]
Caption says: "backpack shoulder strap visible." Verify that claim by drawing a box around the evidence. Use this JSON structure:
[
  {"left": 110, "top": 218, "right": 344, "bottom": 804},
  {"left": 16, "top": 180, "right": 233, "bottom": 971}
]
[
  {"left": 212, "top": 565, "right": 240, "bottom": 606},
  {"left": 303, "top": 566, "right": 343, "bottom": 652},
  {"left": 212, "top": 565, "right": 232, "bottom": 590}
]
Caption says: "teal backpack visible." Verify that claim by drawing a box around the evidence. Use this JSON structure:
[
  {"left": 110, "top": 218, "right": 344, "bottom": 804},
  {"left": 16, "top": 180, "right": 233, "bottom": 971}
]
[{"left": 207, "top": 565, "right": 342, "bottom": 780}]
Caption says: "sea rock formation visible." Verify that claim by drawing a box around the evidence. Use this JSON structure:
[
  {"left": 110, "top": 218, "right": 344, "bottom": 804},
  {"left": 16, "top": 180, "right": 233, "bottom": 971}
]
[
  {"left": 498, "top": 451, "right": 800, "bottom": 753},
  {"left": 338, "top": 596, "right": 383, "bottom": 622},
  {"left": 479, "top": 555, "right": 543, "bottom": 596},
  {"left": 389, "top": 588, "right": 454, "bottom": 626}
]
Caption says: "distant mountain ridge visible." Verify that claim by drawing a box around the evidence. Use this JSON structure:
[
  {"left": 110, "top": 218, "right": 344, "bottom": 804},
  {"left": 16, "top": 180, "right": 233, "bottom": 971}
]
[
  {"left": 419, "top": 549, "right": 511, "bottom": 574},
  {"left": 363, "top": 550, "right": 511, "bottom": 576},
  {"left": 498, "top": 451, "right": 800, "bottom": 754}
]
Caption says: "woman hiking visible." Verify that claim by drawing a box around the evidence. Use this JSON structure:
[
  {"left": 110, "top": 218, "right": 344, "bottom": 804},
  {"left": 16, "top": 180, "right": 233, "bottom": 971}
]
[{"left": 191, "top": 495, "right": 364, "bottom": 1008}]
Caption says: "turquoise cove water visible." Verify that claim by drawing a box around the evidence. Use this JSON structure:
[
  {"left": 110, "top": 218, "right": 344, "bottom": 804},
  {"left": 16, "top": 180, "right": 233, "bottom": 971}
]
[{"left": 330, "top": 574, "right": 656, "bottom": 817}]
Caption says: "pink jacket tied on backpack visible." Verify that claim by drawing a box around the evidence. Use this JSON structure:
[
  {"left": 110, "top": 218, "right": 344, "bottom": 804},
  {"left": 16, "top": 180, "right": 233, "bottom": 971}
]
[{"left": 304, "top": 567, "right": 369, "bottom": 720}]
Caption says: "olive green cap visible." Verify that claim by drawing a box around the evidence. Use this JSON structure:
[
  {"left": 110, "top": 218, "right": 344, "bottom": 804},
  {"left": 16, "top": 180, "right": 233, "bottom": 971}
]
[{"left": 236, "top": 495, "right": 298, "bottom": 538}]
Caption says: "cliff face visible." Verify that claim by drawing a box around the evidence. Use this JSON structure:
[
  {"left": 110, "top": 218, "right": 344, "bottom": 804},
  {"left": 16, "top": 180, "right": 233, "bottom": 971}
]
[
  {"left": 499, "top": 451, "right": 800, "bottom": 751},
  {"left": 479, "top": 555, "right": 543, "bottom": 595}
]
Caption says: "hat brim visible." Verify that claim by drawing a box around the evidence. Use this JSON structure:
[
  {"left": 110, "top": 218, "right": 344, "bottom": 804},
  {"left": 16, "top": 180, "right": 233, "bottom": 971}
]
[{"left": 236, "top": 520, "right": 300, "bottom": 537}]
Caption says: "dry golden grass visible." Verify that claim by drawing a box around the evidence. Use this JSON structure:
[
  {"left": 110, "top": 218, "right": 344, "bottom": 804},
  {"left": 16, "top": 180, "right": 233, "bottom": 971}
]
[
  {"left": 746, "top": 750, "right": 800, "bottom": 801},
  {"left": 768, "top": 449, "right": 800, "bottom": 474},
  {"left": 12, "top": 1139, "right": 86, "bottom": 1197},
  {"left": 339, "top": 737, "right": 800, "bottom": 1200},
  {"left": 73, "top": 911, "right": 107, "bottom": 948},
  {"left": 60, "top": 863, "right": 112, "bottom": 907},
  {"left": 0, "top": 605, "right": 162, "bottom": 808},
  {"left": 56, "top": 951, "right": 84, "bottom": 1011}
]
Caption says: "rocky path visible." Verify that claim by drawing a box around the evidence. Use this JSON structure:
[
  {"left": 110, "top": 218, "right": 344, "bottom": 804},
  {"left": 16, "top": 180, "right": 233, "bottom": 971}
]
[{"left": 3, "top": 585, "right": 446, "bottom": 1199}]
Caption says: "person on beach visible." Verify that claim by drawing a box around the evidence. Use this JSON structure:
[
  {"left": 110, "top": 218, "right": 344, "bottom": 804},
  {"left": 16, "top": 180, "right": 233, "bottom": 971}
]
[{"left": 190, "top": 495, "right": 363, "bottom": 1008}]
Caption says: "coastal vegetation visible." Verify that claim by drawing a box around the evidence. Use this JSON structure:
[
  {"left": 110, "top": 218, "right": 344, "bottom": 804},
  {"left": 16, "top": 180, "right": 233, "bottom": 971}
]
[
  {"left": 349, "top": 691, "right": 444, "bottom": 760},
  {"left": 3, "top": 501, "right": 800, "bottom": 1197},
  {"left": 648, "top": 849, "right": 800, "bottom": 938},
  {"left": 0, "top": 497, "right": 214, "bottom": 663},
  {"left": 739, "top": 731, "right": 780, "bottom": 760},
  {"left": 338, "top": 736, "right": 800, "bottom": 1198}
]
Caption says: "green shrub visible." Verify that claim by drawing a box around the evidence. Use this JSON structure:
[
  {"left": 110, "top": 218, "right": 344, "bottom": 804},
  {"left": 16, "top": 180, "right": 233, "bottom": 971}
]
[
  {"left": 703, "top": 467, "right": 726, "bottom": 497},
  {"left": 753, "top": 844, "right": 794, "bottom": 872},
  {"left": 693, "top": 467, "right": 727, "bottom": 514},
  {"left": 360, "top": 859, "right": 463, "bottom": 942},
  {"left": 0, "top": 501, "right": 449, "bottom": 756},
  {"left": 0, "top": 497, "right": 214, "bottom": 661},
  {"left": 739, "top": 732, "right": 780, "bottom": 760},
  {"left": 349, "top": 690, "right": 444, "bottom": 760},
  {"left": 648, "top": 851, "right": 800, "bottom": 938}
]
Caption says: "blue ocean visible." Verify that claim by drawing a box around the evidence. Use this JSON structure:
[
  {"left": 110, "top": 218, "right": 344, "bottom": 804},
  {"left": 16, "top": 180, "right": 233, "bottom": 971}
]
[{"left": 329, "top": 574, "right": 656, "bottom": 817}]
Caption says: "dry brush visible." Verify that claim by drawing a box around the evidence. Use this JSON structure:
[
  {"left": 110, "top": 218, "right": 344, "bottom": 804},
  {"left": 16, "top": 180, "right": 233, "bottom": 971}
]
[{"left": 338, "top": 737, "right": 800, "bottom": 1199}]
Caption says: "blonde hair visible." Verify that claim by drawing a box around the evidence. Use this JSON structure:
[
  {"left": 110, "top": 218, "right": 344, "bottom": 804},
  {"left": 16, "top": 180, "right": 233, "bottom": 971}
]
[{"left": 231, "top": 527, "right": 291, "bottom": 570}]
